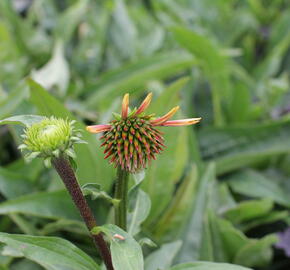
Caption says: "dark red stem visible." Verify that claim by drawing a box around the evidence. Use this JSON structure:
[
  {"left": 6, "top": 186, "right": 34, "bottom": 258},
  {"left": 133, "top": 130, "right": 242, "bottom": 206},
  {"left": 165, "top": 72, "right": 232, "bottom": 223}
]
[{"left": 52, "top": 157, "right": 114, "bottom": 270}]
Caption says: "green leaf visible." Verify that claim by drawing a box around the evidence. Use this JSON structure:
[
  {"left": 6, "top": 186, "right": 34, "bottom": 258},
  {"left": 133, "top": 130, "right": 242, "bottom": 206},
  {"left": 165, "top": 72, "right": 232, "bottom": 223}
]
[
  {"left": 0, "top": 167, "right": 34, "bottom": 199},
  {"left": 255, "top": 34, "right": 290, "bottom": 80},
  {"left": 40, "top": 219, "right": 86, "bottom": 236},
  {"left": 201, "top": 211, "right": 228, "bottom": 262},
  {"left": 32, "top": 41, "right": 69, "bottom": 96},
  {"left": 199, "top": 119, "right": 290, "bottom": 175},
  {"left": 145, "top": 241, "right": 182, "bottom": 270},
  {"left": 93, "top": 224, "right": 144, "bottom": 270},
  {"left": 178, "top": 163, "right": 215, "bottom": 262},
  {"left": 110, "top": 0, "right": 137, "bottom": 59},
  {"left": 54, "top": 0, "right": 89, "bottom": 43},
  {"left": 223, "top": 198, "right": 274, "bottom": 224},
  {"left": 138, "top": 238, "right": 157, "bottom": 248},
  {"left": 169, "top": 262, "right": 252, "bottom": 270},
  {"left": 0, "top": 190, "right": 80, "bottom": 221},
  {"left": 6, "top": 159, "right": 43, "bottom": 182},
  {"left": 0, "top": 233, "right": 100, "bottom": 270},
  {"left": 153, "top": 165, "right": 198, "bottom": 241},
  {"left": 207, "top": 216, "right": 249, "bottom": 262},
  {"left": 0, "top": 115, "right": 44, "bottom": 127},
  {"left": 28, "top": 79, "right": 114, "bottom": 188},
  {"left": 227, "top": 83, "right": 251, "bottom": 123},
  {"left": 198, "top": 212, "right": 277, "bottom": 267},
  {"left": 172, "top": 27, "right": 231, "bottom": 126},
  {"left": 227, "top": 169, "right": 290, "bottom": 207},
  {"left": 11, "top": 259, "right": 43, "bottom": 270},
  {"left": 148, "top": 77, "right": 189, "bottom": 114},
  {"left": 234, "top": 235, "right": 278, "bottom": 267},
  {"left": 128, "top": 189, "right": 151, "bottom": 236},
  {"left": 0, "top": 82, "right": 28, "bottom": 119},
  {"left": 240, "top": 211, "right": 288, "bottom": 232},
  {"left": 85, "top": 52, "right": 196, "bottom": 109},
  {"left": 82, "top": 183, "right": 119, "bottom": 205}
]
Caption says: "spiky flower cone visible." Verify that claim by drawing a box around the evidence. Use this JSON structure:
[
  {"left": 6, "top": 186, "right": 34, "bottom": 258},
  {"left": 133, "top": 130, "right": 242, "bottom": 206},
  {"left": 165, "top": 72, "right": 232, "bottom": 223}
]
[
  {"left": 101, "top": 116, "right": 165, "bottom": 173},
  {"left": 87, "top": 93, "right": 201, "bottom": 173}
]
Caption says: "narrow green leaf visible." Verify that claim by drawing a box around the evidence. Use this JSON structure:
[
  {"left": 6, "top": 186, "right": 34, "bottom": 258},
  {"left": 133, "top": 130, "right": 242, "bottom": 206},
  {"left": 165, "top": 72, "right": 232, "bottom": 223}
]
[
  {"left": 205, "top": 211, "right": 228, "bottom": 262},
  {"left": 216, "top": 218, "right": 250, "bottom": 261},
  {"left": 240, "top": 211, "right": 288, "bottom": 232},
  {"left": 0, "top": 115, "right": 44, "bottom": 127},
  {"left": 234, "top": 235, "right": 278, "bottom": 267},
  {"left": 128, "top": 189, "right": 151, "bottom": 236},
  {"left": 223, "top": 198, "right": 273, "bottom": 224},
  {"left": 0, "top": 190, "right": 80, "bottom": 221},
  {"left": 227, "top": 169, "right": 290, "bottom": 207},
  {"left": 145, "top": 241, "right": 182, "bottom": 270},
  {"left": 199, "top": 119, "right": 290, "bottom": 175},
  {"left": 0, "top": 82, "right": 28, "bottom": 119},
  {"left": 0, "top": 233, "right": 100, "bottom": 270},
  {"left": 32, "top": 41, "right": 70, "bottom": 96},
  {"left": 169, "top": 262, "right": 252, "bottom": 270},
  {"left": 85, "top": 52, "right": 195, "bottom": 109},
  {"left": 172, "top": 27, "right": 231, "bottom": 126},
  {"left": 40, "top": 219, "right": 86, "bottom": 236},
  {"left": 227, "top": 83, "right": 251, "bottom": 123},
  {"left": 10, "top": 260, "right": 43, "bottom": 270},
  {"left": 54, "top": 0, "right": 89, "bottom": 43},
  {"left": 153, "top": 165, "right": 198, "bottom": 241},
  {"left": 199, "top": 213, "right": 277, "bottom": 268},
  {"left": 110, "top": 0, "right": 137, "bottom": 59},
  {"left": 0, "top": 167, "right": 34, "bottom": 199},
  {"left": 178, "top": 163, "right": 215, "bottom": 262}
]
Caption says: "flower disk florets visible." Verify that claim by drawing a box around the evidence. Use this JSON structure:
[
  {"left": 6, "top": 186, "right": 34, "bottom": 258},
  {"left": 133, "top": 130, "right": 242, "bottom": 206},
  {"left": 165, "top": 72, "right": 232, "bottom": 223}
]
[
  {"left": 86, "top": 92, "right": 201, "bottom": 173},
  {"left": 101, "top": 115, "right": 164, "bottom": 173},
  {"left": 20, "top": 117, "right": 84, "bottom": 166}
]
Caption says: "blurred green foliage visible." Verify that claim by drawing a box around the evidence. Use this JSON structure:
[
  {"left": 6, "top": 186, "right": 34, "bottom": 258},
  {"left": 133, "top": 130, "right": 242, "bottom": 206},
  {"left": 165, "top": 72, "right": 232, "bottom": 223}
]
[{"left": 0, "top": 0, "right": 290, "bottom": 269}]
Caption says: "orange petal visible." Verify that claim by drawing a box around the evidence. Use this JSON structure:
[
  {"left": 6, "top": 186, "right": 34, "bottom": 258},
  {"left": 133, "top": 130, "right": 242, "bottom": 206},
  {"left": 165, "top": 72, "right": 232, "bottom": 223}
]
[
  {"left": 150, "top": 106, "right": 180, "bottom": 126},
  {"left": 134, "top": 92, "right": 152, "bottom": 115},
  {"left": 121, "top": 93, "right": 129, "bottom": 119},
  {"left": 161, "top": 118, "right": 201, "bottom": 126},
  {"left": 86, "top": 124, "right": 112, "bottom": 133}
]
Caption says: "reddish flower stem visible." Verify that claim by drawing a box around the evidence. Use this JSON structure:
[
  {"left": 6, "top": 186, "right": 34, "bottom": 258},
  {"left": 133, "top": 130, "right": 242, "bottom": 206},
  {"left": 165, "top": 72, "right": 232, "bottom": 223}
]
[{"left": 52, "top": 157, "right": 114, "bottom": 270}]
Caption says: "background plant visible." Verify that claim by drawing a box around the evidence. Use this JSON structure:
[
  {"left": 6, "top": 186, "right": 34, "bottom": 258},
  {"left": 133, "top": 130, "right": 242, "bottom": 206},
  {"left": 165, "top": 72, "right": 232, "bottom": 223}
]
[{"left": 0, "top": 0, "right": 290, "bottom": 269}]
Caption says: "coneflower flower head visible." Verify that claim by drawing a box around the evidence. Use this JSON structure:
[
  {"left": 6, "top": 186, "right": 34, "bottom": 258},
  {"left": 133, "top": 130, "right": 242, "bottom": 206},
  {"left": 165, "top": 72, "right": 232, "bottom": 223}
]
[
  {"left": 87, "top": 93, "right": 201, "bottom": 173},
  {"left": 19, "top": 117, "right": 85, "bottom": 167}
]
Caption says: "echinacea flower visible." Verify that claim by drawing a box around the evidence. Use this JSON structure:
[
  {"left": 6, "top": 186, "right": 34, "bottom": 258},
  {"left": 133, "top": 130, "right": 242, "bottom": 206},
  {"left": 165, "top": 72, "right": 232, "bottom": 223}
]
[
  {"left": 87, "top": 93, "right": 201, "bottom": 173},
  {"left": 19, "top": 117, "right": 84, "bottom": 167}
]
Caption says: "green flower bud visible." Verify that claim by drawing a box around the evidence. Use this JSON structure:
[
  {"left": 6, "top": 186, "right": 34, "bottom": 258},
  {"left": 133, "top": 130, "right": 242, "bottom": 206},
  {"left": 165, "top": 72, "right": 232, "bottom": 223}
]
[{"left": 20, "top": 117, "right": 84, "bottom": 166}]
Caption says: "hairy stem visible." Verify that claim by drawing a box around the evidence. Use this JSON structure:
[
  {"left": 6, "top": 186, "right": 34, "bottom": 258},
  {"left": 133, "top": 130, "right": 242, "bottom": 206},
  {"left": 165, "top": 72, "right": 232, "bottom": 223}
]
[
  {"left": 114, "top": 167, "right": 129, "bottom": 230},
  {"left": 52, "top": 157, "right": 114, "bottom": 270}
]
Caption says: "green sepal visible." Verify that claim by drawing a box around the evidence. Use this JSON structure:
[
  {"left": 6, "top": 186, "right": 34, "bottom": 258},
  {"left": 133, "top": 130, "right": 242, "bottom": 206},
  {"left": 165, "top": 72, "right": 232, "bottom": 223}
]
[
  {"left": 138, "top": 237, "right": 157, "bottom": 248},
  {"left": 44, "top": 157, "right": 52, "bottom": 168},
  {"left": 18, "top": 144, "right": 27, "bottom": 150},
  {"left": 52, "top": 149, "right": 60, "bottom": 158},
  {"left": 65, "top": 149, "right": 76, "bottom": 159},
  {"left": 127, "top": 107, "right": 137, "bottom": 117},
  {"left": 91, "top": 226, "right": 102, "bottom": 236},
  {"left": 24, "top": 152, "right": 41, "bottom": 162},
  {"left": 112, "top": 112, "right": 122, "bottom": 120}
]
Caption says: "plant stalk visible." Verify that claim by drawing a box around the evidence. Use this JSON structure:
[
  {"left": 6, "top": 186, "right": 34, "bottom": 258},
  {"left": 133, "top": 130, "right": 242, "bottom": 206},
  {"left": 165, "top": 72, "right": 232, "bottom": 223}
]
[
  {"left": 52, "top": 157, "right": 114, "bottom": 270},
  {"left": 114, "top": 166, "right": 129, "bottom": 230}
]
